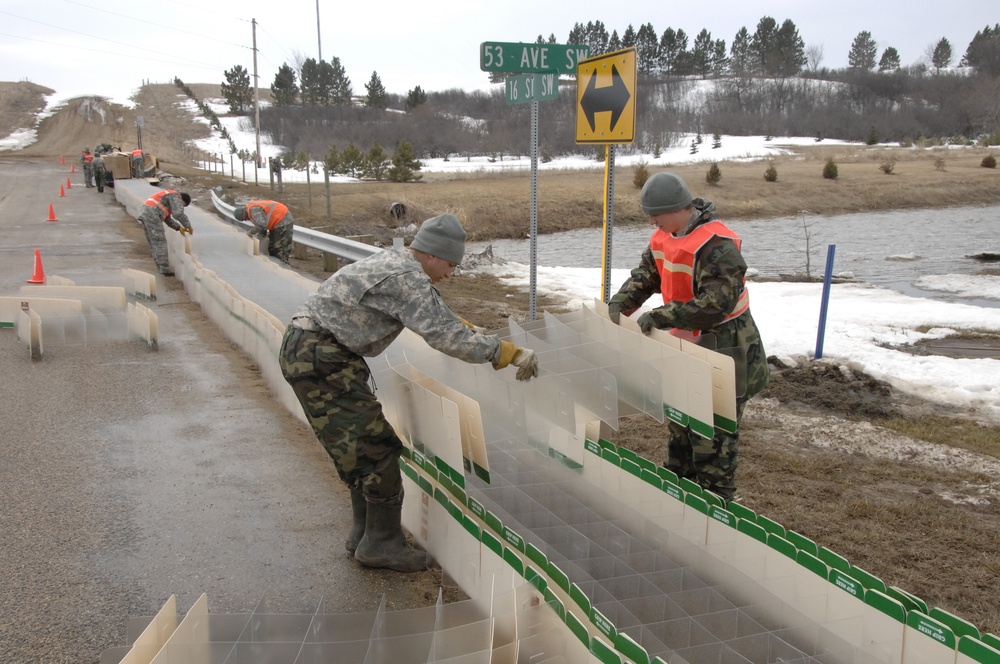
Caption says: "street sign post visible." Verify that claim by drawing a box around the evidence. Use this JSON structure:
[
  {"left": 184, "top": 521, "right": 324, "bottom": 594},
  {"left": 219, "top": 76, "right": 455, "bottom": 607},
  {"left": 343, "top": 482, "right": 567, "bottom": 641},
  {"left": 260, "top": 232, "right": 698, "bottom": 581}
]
[
  {"left": 480, "top": 42, "right": 590, "bottom": 74},
  {"left": 505, "top": 72, "right": 559, "bottom": 105}
]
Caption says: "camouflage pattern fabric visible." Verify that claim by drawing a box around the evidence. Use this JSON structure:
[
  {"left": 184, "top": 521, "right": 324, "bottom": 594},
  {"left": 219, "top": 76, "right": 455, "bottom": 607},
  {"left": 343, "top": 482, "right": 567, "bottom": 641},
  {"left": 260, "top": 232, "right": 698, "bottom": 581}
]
[
  {"left": 137, "top": 192, "right": 190, "bottom": 274},
  {"left": 295, "top": 248, "right": 499, "bottom": 362},
  {"left": 610, "top": 198, "right": 769, "bottom": 500},
  {"left": 279, "top": 324, "right": 406, "bottom": 505},
  {"left": 93, "top": 157, "right": 106, "bottom": 193},
  {"left": 247, "top": 205, "right": 294, "bottom": 263}
]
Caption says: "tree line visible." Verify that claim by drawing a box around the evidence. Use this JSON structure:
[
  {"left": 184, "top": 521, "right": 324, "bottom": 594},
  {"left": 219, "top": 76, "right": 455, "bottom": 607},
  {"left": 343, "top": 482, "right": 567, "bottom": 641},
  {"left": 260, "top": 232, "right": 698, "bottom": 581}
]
[{"left": 213, "top": 20, "right": 1000, "bottom": 170}]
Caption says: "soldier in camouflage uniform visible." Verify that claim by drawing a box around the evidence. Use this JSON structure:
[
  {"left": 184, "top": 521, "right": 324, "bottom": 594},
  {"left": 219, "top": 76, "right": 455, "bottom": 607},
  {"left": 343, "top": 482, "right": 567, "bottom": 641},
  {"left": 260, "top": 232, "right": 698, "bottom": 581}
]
[
  {"left": 234, "top": 199, "right": 294, "bottom": 264},
  {"left": 279, "top": 213, "right": 539, "bottom": 572},
  {"left": 608, "top": 171, "right": 769, "bottom": 502},
  {"left": 137, "top": 189, "right": 193, "bottom": 276}
]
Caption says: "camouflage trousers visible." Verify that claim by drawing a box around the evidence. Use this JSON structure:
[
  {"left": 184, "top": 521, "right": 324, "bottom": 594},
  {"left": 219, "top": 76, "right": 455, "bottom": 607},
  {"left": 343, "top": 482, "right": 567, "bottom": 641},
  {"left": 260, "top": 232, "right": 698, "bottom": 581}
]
[
  {"left": 666, "top": 399, "right": 747, "bottom": 501},
  {"left": 266, "top": 223, "right": 293, "bottom": 263},
  {"left": 278, "top": 324, "right": 405, "bottom": 506},
  {"left": 137, "top": 209, "right": 171, "bottom": 274}
]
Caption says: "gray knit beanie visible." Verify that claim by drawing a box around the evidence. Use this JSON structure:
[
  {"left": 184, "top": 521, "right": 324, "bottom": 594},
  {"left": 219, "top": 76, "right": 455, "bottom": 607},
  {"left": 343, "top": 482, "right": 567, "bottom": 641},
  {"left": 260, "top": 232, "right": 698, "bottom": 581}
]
[
  {"left": 411, "top": 213, "right": 466, "bottom": 264},
  {"left": 640, "top": 172, "right": 693, "bottom": 215}
]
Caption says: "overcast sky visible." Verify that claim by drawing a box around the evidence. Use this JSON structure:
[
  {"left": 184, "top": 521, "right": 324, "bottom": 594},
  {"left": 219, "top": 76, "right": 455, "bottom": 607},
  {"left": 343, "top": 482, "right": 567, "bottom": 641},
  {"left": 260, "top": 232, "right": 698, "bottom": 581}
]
[{"left": 1, "top": 0, "right": 995, "bottom": 100}]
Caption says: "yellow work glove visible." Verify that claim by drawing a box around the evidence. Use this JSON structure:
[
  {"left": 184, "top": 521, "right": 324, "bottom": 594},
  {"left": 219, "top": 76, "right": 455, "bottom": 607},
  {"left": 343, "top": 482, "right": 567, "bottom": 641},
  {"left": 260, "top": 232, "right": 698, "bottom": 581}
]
[{"left": 494, "top": 340, "right": 539, "bottom": 381}]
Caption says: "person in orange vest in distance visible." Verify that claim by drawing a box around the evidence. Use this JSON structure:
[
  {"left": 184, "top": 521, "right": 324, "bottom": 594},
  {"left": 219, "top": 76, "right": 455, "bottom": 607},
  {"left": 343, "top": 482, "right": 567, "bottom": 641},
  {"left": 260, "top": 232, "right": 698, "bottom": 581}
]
[
  {"left": 131, "top": 149, "right": 144, "bottom": 178},
  {"left": 81, "top": 147, "right": 94, "bottom": 187},
  {"left": 137, "top": 189, "right": 192, "bottom": 276},
  {"left": 234, "top": 199, "right": 294, "bottom": 264}
]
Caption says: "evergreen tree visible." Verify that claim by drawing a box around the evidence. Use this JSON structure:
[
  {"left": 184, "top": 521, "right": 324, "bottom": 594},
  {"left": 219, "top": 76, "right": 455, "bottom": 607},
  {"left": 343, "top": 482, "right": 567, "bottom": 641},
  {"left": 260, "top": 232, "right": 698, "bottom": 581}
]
[
  {"left": 622, "top": 24, "right": 637, "bottom": 48},
  {"left": 339, "top": 141, "right": 365, "bottom": 177},
  {"left": 848, "top": 31, "right": 878, "bottom": 71},
  {"left": 270, "top": 64, "right": 299, "bottom": 106},
  {"left": 329, "top": 57, "right": 353, "bottom": 106},
  {"left": 750, "top": 16, "right": 778, "bottom": 74},
  {"left": 692, "top": 29, "right": 715, "bottom": 77},
  {"left": 314, "top": 60, "right": 335, "bottom": 105},
  {"left": 404, "top": 85, "right": 427, "bottom": 111},
  {"left": 299, "top": 58, "right": 319, "bottom": 105},
  {"left": 608, "top": 30, "right": 622, "bottom": 53},
  {"left": 388, "top": 140, "right": 423, "bottom": 182},
  {"left": 221, "top": 64, "right": 253, "bottom": 114},
  {"left": 324, "top": 145, "right": 341, "bottom": 174},
  {"left": 364, "top": 71, "right": 388, "bottom": 110},
  {"left": 774, "top": 19, "right": 806, "bottom": 76},
  {"left": 960, "top": 23, "right": 1000, "bottom": 74},
  {"left": 878, "top": 47, "right": 901, "bottom": 72},
  {"left": 931, "top": 37, "right": 953, "bottom": 71},
  {"left": 635, "top": 23, "right": 659, "bottom": 73},
  {"left": 364, "top": 143, "right": 389, "bottom": 180}
]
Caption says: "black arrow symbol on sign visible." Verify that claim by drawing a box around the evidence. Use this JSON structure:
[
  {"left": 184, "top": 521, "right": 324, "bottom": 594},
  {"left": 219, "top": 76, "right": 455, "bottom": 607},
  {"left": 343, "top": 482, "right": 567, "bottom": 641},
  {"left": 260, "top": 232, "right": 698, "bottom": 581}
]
[{"left": 581, "top": 64, "right": 631, "bottom": 132}]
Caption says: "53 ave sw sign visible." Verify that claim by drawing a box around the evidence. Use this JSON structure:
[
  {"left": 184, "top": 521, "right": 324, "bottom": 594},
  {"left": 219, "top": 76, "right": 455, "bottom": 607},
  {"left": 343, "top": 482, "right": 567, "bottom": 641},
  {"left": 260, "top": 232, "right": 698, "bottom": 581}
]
[{"left": 480, "top": 42, "right": 590, "bottom": 74}]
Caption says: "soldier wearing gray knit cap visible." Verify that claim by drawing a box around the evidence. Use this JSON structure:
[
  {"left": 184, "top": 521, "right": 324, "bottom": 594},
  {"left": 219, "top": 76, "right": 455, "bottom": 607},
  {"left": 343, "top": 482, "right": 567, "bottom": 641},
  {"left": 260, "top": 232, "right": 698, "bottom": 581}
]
[
  {"left": 279, "top": 213, "right": 539, "bottom": 574},
  {"left": 607, "top": 170, "right": 768, "bottom": 503}
]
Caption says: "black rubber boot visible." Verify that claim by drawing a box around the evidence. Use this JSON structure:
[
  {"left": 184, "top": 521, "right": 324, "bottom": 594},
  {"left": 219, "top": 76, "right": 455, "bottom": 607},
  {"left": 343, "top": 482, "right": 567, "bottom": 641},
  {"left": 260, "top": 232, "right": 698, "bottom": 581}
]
[
  {"left": 354, "top": 502, "right": 427, "bottom": 572},
  {"left": 345, "top": 488, "right": 366, "bottom": 554}
]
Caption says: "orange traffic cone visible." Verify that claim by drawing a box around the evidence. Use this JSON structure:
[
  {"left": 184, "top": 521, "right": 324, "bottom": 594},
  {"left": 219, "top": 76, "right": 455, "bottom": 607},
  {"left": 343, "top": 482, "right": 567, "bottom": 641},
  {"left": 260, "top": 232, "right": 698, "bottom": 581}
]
[
  {"left": 61, "top": 155, "right": 65, "bottom": 164},
  {"left": 70, "top": 163, "right": 76, "bottom": 173},
  {"left": 27, "top": 249, "right": 45, "bottom": 284},
  {"left": 66, "top": 177, "right": 72, "bottom": 189},
  {"left": 59, "top": 184, "right": 66, "bottom": 197},
  {"left": 47, "top": 203, "right": 58, "bottom": 222}
]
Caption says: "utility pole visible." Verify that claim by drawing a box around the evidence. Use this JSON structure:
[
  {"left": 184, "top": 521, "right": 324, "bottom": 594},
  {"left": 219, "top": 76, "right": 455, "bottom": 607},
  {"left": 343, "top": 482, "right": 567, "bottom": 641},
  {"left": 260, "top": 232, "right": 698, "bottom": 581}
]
[
  {"left": 316, "top": 0, "right": 322, "bottom": 61},
  {"left": 252, "top": 18, "right": 262, "bottom": 168}
]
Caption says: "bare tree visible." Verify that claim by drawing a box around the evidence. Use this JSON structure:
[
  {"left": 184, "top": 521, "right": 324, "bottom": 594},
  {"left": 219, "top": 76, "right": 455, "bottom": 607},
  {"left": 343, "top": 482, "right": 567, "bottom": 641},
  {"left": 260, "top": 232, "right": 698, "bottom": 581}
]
[{"left": 805, "top": 43, "right": 824, "bottom": 71}]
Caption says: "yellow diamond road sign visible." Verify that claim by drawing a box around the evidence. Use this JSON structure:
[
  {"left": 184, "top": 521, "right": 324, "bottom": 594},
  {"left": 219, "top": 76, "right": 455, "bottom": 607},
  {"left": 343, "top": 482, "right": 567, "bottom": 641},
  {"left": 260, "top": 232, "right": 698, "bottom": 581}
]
[{"left": 576, "top": 47, "right": 636, "bottom": 144}]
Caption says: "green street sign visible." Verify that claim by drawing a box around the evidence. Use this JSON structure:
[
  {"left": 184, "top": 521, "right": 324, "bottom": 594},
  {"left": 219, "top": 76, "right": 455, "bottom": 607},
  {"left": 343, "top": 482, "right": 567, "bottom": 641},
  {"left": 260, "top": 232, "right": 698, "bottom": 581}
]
[
  {"left": 505, "top": 72, "right": 559, "bottom": 105},
  {"left": 480, "top": 42, "right": 590, "bottom": 74}
]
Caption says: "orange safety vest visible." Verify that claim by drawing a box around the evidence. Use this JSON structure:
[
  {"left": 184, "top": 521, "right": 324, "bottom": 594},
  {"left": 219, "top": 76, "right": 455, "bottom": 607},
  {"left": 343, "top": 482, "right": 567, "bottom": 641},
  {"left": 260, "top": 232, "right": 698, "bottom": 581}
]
[
  {"left": 246, "top": 199, "right": 288, "bottom": 231},
  {"left": 82, "top": 152, "right": 93, "bottom": 164},
  {"left": 649, "top": 220, "right": 750, "bottom": 329},
  {"left": 132, "top": 149, "right": 143, "bottom": 158},
  {"left": 144, "top": 189, "right": 177, "bottom": 219}
]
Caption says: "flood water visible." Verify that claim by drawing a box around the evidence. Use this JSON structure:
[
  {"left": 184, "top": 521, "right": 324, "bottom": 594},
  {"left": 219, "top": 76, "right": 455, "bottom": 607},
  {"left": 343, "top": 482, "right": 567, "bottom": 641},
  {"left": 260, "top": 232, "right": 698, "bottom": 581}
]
[{"left": 468, "top": 203, "right": 1000, "bottom": 308}]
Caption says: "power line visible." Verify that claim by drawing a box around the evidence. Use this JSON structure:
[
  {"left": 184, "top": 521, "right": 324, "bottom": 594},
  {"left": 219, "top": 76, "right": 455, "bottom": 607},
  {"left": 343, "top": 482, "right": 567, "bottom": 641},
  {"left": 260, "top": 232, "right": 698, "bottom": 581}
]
[{"left": 58, "top": 0, "right": 248, "bottom": 48}]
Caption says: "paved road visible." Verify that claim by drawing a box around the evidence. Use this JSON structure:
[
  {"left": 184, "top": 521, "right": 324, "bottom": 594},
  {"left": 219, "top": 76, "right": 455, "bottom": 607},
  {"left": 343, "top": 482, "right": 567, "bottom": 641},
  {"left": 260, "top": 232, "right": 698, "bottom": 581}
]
[{"left": 0, "top": 157, "right": 441, "bottom": 663}]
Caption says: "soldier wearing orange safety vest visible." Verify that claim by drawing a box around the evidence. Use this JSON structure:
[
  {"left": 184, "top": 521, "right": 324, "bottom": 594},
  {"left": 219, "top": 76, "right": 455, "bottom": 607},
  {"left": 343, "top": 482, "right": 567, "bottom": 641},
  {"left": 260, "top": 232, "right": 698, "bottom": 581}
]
[
  {"left": 607, "top": 171, "right": 769, "bottom": 502},
  {"left": 137, "top": 189, "right": 192, "bottom": 276},
  {"left": 131, "top": 149, "right": 144, "bottom": 178},
  {"left": 81, "top": 147, "right": 94, "bottom": 188},
  {"left": 234, "top": 199, "right": 294, "bottom": 264}
]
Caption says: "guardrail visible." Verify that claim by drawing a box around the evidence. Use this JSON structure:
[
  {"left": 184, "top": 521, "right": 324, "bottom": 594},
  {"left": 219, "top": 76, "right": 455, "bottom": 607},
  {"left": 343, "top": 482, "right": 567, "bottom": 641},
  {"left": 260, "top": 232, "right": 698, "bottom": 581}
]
[{"left": 210, "top": 188, "right": 381, "bottom": 264}]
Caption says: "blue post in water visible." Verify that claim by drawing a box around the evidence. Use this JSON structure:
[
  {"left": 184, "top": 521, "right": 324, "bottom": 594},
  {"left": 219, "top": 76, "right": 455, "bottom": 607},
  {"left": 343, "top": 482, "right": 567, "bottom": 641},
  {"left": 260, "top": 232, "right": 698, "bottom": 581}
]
[{"left": 815, "top": 244, "right": 837, "bottom": 359}]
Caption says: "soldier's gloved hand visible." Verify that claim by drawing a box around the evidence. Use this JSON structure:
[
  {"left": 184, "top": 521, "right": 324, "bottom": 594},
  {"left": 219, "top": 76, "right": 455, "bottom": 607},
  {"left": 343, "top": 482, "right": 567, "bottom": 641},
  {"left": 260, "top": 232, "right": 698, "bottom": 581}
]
[
  {"left": 511, "top": 348, "right": 538, "bottom": 381},
  {"left": 607, "top": 295, "right": 637, "bottom": 325},
  {"left": 637, "top": 312, "right": 657, "bottom": 335},
  {"left": 177, "top": 226, "right": 188, "bottom": 235},
  {"left": 185, "top": 226, "right": 193, "bottom": 235}
]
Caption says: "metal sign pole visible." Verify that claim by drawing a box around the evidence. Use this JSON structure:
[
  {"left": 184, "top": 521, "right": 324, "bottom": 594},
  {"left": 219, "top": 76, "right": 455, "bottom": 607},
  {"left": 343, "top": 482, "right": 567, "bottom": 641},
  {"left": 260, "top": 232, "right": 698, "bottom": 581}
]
[
  {"left": 601, "top": 144, "right": 616, "bottom": 301},
  {"left": 529, "top": 101, "right": 539, "bottom": 321}
]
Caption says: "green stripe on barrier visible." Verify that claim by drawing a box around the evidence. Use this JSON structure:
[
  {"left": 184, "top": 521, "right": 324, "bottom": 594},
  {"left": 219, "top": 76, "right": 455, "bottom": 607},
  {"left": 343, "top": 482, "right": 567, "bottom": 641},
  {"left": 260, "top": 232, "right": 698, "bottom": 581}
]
[
  {"left": 961, "top": 636, "right": 1000, "bottom": 664},
  {"left": 600, "top": 449, "right": 621, "bottom": 466},
  {"left": 709, "top": 505, "right": 736, "bottom": 528},
  {"left": 684, "top": 493, "right": 708, "bottom": 515},
  {"left": 796, "top": 550, "right": 828, "bottom": 578},
  {"left": 473, "top": 463, "right": 490, "bottom": 483},
  {"left": 662, "top": 481, "right": 684, "bottom": 502},
  {"left": 548, "top": 562, "right": 570, "bottom": 593},
  {"left": 714, "top": 412, "right": 737, "bottom": 433},
  {"left": 690, "top": 417, "right": 714, "bottom": 439},
  {"left": 907, "top": 611, "right": 957, "bottom": 649},
  {"left": 621, "top": 458, "right": 641, "bottom": 478},
  {"left": 727, "top": 502, "right": 755, "bottom": 522},
  {"left": 865, "top": 588, "right": 906, "bottom": 623},
  {"left": 756, "top": 514, "right": 785, "bottom": 539},
  {"left": 485, "top": 510, "right": 503, "bottom": 535},
  {"left": 526, "top": 542, "right": 547, "bottom": 569},
  {"left": 785, "top": 529, "right": 818, "bottom": 556},
  {"left": 657, "top": 466, "right": 680, "bottom": 485},
  {"left": 503, "top": 547, "right": 523, "bottom": 576},
  {"left": 664, "top": 404, "right": 688, "bottom": 426},
  {"left": 636, "top": 456, "right": 656, "bottom": 473},
  {"left": 481, "top": 530, "right": 502, "bottom": 557},
  {"left": 618, "top": 447, "right": 639, "bottom": 464},
  {"left": 591, "top": 635, "right": 623, "bottom": 664},
  {"left": 888, "top": 585, "right": 928, "bottom": 614},
  {"left": 679, "top": 477, "right": 703, "bottom": 497},
  {"left": 767, "top": 533, "right": 797, "bottom": 560},
  {"left": 502, "top": 525, "right": 525, "bottom": 553},
  {"left": 467, "top": 496, "right": 485, "bottom": 520},
  {"left": 544, "top": 592, "right": 565, "bottom": 621},
  {"left": 462, "top": 515, "right": 479, "bottom": 539},
  {"left": 570, "top": 582, "right": 591, "bottom": 615},
  {"left": 592, "top": 606, "right": 617, "bottom": 640},
  {"left": 433, "top": 487, "right": 448, "bottom": 508},
  {"left": 737, "top": 518, "right": 767, "bottom": 544},
  {"left": 830, "top": 569, "right": 864, "bottom": 598},
  {"left": 847, "top": 564, "right": 886, "bottom": 593},
  {"left": 931, "top": 607, "right": 981, "bottom": 640},
  {"left": 417, "top": 475, "right": 432, "bottom": 495},
  {"left": 819, "top": 546, "right": 850, "bottom": 572},
  {"left": 584, "top": 439, "right": 602, "bottom": 456},
  {"left": 566, "top": 610, "right": 589, "bottom": 646},
  {"left": 615, "top": 632, "right": 650, "bottom": 664},
  {"left": 641, "top": 468, "right": 662, "bottom": 489},
  {"left": 984, "top": 634, "right": 1000, "bottom": 651}
]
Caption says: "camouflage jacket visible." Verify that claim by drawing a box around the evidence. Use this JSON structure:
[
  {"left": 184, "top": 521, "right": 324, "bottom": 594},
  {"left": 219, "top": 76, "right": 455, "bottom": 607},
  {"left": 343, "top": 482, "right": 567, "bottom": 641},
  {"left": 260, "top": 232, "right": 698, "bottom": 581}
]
[
  {"left": 611, "top": 198, "right": 769, "bottom": 398},
  {"left": 296, "top": 248, "right": 501, "bottom": 362},
  {"left": 247, "top": 203, "right": 292, "bottom": 238},
  {"left": 138, "top": 191, "right": 191, "bottom": 232}
]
